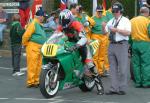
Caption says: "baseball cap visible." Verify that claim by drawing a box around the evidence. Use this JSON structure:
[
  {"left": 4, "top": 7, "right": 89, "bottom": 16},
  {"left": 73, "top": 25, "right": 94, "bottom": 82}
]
[
  {"left": 96, "top": 5, "right": 103, "bottom": 12},
  {"left": 112, "top": 3, "right": 123, "bottom": 13},
  {"left": 36, "top": 7, "right": 47, "bottom": 17}
]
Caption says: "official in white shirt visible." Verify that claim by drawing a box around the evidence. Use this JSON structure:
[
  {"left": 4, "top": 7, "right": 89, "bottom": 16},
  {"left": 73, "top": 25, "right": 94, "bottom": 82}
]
[{"left": 103, "top": 2, "right": 131, "bottom": 95}]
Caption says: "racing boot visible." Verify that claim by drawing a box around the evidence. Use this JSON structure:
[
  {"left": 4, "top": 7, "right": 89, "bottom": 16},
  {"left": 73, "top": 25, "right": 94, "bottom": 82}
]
[{"left": 95, "top": 75, "right": 104, "bottom": 95}]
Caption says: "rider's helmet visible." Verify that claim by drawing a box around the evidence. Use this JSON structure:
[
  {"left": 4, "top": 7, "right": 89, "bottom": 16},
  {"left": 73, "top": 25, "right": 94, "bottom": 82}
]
[
  {"left": 59, "top": 9, "right": 74, "bottom": 29},
  {"left": 112, "top": 2, "right": 124, "bottom": 13}
]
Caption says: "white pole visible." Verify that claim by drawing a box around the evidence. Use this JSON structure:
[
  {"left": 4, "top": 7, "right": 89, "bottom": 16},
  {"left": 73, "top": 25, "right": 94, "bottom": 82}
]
[{"left": 93, "top": 0, "right": 97, "bottom": 15}]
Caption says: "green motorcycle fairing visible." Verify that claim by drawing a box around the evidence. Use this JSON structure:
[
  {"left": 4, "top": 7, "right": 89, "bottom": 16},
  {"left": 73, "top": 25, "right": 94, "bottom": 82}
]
[{"left": 41, "top": 32, "right": 84, "bottom": 90}]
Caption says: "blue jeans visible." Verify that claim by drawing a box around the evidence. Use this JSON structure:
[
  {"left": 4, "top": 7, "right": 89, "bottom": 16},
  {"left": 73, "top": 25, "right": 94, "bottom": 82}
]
[{"left": 0, "top": 24, "right": 6, "bottom": 42}]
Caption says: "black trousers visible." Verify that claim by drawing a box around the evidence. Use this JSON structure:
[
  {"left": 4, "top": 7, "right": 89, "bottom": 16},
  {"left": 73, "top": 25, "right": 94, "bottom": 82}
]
[
  {"left": 11, "top": 44, "right": 22, "bottom": 73},
  {"left": 79, "top": 45, "right": 87, "bottom": 63}
]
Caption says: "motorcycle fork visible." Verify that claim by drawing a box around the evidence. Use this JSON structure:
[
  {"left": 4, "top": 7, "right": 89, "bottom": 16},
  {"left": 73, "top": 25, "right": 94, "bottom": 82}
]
[{"left": 51, "top": 63, "right": 60, "bottom": 83}]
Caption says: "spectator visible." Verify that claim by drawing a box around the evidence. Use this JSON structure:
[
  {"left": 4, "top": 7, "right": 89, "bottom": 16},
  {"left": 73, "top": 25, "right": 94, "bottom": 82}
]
[
  {"left": 16, "top": 0, "right": 30, "bottom": 28},
  {"left": 44, "top": 13, "right": 59, "bottom": 38},
  {"left": 10, "top": 14, "right": 25, "bottom": 76},
  {"left": 91, "top": 5, "right": 108, "bottom": 76},
  {"left": 103, "top": 2, "right": 131, "bottom": 95},
  {"left": 67, "top": 0, "right": 78, "bottom": 9},
  {"left": 102, "top": 0, "right": 116, "bottom": 77},
  {"left": 43, "top": 11, "right": 59, "bottom": 31},
  {"left": 70, "top": 3, "right": 78, "bottom": 16},
  {"left": 0, "top": 6, "right": 7, "bottom": 46},
  {"left": 75, "top": 5, "right": 95, "bottom": 40},
  {"left": 22, "top": 7, "right": 47, "bottom": 88},
  {"left": 130, "top": 7, "right": 150, "bottom": 88}
]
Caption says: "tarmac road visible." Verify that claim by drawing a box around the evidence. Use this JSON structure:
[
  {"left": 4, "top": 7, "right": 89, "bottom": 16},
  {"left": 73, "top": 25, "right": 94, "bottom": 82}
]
[{"left": 0, "top": 55, "right": 150, "bottom": 103}]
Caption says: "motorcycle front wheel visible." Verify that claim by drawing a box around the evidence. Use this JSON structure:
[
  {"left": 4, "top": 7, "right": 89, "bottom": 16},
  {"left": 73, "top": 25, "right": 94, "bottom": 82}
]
[{"left": 39, "top": 66, "right": 59, "bottom": 98}]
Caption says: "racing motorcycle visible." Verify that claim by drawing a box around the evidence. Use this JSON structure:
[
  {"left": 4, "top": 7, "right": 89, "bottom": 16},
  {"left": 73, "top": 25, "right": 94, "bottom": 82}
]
[{"left": 39, "top": 32, "right": 104, "bottom": 98}]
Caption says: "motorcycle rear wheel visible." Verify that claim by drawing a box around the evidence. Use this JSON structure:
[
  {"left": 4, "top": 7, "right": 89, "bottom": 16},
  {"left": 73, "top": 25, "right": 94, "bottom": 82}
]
[
  {"left": 39, "top": 68, "right": 59, "bottom": 98},
  {"left": 79, "top": 75, "right": 95, "bottom": 92}
]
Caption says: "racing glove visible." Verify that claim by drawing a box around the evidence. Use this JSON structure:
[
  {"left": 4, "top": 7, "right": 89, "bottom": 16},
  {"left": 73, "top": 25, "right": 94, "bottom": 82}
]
[{"left": 66, "top": 44, "right": 80, "bottom": 52}]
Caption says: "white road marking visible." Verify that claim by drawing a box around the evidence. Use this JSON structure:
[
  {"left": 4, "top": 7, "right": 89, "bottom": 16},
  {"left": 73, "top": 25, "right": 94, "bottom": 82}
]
[
  {"left": 0, "top": 67, "right": 10, "bottom": 70},
  {"left": 0, "top": 98, "right": 9, "bottom": 100},
  {"left": 15, "top": 98, "right": 53, "bottom": 101},
  {"left": 15, "top": 96, "right": 62, "bottom": 101},
  {"left": 0, "top": 67, "right": 27, "bottom": 71},
  {"left": 14, "top": 98, "right": 119, "bottom": 103},
  {"left": 0, "top": 97, "right": 120, "bottom": 103}
]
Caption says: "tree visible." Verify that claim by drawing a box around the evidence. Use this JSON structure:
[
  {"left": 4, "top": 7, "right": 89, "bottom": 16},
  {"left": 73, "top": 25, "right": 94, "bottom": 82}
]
[{"left": 42, "top": 0, "right": 54, "bottom": 14}]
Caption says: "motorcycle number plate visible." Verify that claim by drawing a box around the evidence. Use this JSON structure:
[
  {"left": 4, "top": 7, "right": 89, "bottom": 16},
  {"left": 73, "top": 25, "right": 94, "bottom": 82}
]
[{"left": 42, "top": 44, "right": 58, "bottom": 57}]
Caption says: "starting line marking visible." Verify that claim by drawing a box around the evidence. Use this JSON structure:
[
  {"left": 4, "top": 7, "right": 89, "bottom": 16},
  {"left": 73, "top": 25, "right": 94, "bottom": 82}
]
[
  {"left": 0, "top": 97, "right": 120, "bottom": 103},
  {"left": 0, "top": 67, "right": 27, "bottom": 71},
  {"left": 0, "top": 98, "right": 9, "bottom": 100}
]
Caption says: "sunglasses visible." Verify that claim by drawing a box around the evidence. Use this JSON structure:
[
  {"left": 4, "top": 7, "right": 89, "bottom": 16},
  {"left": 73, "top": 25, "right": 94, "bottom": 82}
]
[
  {"left": 97, "top": 11, "right": 103, "bottom": 13},
  {"left": 112, "top": 10, "right": 119, "bottom": 13}
]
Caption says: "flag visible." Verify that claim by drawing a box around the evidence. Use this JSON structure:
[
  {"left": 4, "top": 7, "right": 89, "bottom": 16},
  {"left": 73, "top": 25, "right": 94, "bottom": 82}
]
[
  {"left": 102, "top": 0, "right": 106, "bottom": 10},
  {"left": 102, "top": 0, "right": 106, "bottom": 16},
  {"left": 93, "top": 0, "right": 97, "bottom": 15},
  {"left": 60, "top": 0, "right": 67, "bottom": 11}
]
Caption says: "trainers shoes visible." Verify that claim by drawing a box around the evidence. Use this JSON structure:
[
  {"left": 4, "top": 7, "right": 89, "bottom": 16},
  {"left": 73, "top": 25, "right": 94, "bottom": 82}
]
[
  {"left": 12, "top": 72, "right": 25, "bottom": 76},
  {"left": 101, "top": 70, "right": 110, "bottom": 77}
]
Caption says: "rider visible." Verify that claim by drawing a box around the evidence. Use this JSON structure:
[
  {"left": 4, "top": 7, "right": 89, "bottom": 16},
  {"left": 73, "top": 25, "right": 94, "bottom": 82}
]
[
  {"left": 58, "top": 9, "right": 104, "bottom": 95},
  {"left": 58, "top": 9, "right": 87, "bottom": 64}
]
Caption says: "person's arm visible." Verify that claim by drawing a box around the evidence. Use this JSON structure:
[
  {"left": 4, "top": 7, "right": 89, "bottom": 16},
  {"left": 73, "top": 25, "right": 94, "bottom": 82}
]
[
  {"left": 116, "top": 19, "right": 131, "bottom": 36},
  {"left": 17, "top": 23, "right": 25, "bottom": 36},
  {"left": 103, "top": 18, "right": 131, "bottom": 36},
  {"left": 87, "top": 16, "right": 95, "bottom": 27},
  {"left": 116, "top": 28, "right": 131, "bottom": 36},
  {"left": 77, "top": 31, "right": 87, "bottom": 46},
  {"left": 22, "top": 22, "right": 35, "bottom": 46},
  {"left": 72, "top": 21, "right": 87, "bottom": 46}
]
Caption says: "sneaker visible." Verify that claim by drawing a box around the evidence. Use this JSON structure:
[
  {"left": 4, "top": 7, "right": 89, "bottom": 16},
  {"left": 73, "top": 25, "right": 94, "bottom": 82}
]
[
  {"left": 101, "top": 70, "right": 110, "bottom": 77},
  {"left": 12, "top": 72, "right": 24, "bottom": 76}
]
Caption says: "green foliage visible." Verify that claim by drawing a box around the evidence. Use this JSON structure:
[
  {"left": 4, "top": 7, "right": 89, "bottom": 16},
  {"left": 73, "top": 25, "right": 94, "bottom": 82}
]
[
  {"left": 54, "top": 0, "right": 60, "bottom": 10},
  {"left": 54, "top": 0, "right": 136, "bottom": 19},
  {"left": 78, "top": 0, "right": 92, "bottom": 16},
  {"left": 117, "top": 0, "right": 135, "bottom": 19}
]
